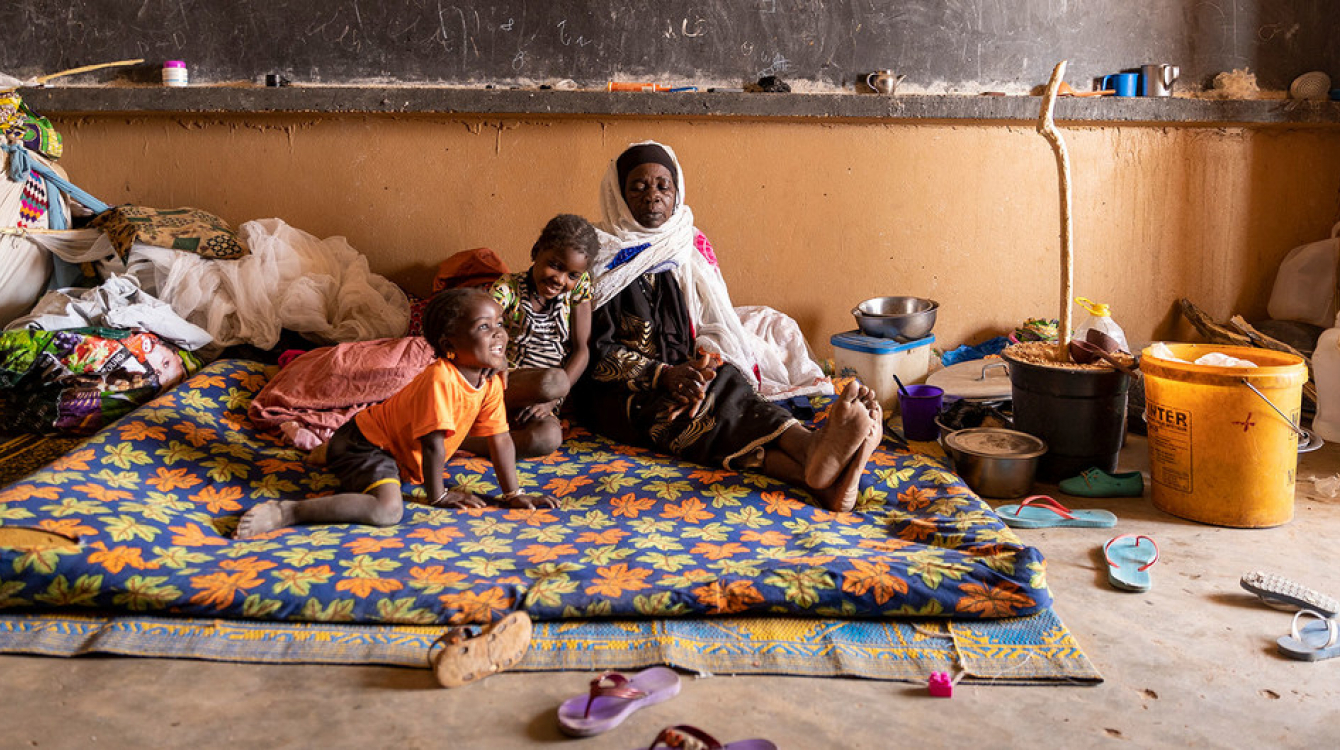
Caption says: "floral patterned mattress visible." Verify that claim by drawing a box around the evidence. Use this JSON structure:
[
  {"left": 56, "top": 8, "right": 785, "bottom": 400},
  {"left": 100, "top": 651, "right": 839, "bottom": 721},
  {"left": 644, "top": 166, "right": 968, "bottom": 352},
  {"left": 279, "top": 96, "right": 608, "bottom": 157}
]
[{"left": 0, "top": 359, "right": 1050, "bottom": 625}]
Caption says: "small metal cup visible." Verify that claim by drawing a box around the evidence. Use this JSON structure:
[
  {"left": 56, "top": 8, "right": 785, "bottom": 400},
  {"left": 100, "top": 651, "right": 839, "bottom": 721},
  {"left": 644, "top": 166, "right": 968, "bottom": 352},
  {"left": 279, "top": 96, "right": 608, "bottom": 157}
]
[
  {"left": 865, "top": 70, "right": 906, "bottom": 95},
  {"left": 1140, "top": 64, "right": 1179, "bottom": 96}
]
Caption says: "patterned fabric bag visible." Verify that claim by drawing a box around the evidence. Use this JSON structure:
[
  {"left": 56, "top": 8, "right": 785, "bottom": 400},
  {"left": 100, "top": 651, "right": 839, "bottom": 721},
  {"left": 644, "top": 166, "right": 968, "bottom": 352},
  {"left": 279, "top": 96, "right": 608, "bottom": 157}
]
[
  {"left": 91, "top": 205, "right": 250, "bottom": 260},
  {"left": 0, "top": 92, "right": 63, "bottom": 159},
  {"left": 19, "top": 101, "right": 62, "bottom": 160},
  {"left": 0, "top": 328, "right": 202, "bottom": 434}
]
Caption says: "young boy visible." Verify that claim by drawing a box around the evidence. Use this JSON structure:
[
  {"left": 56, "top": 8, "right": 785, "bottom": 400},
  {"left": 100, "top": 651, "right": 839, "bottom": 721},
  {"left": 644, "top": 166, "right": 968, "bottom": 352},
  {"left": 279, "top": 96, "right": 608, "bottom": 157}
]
[{"left": 235, "top": 288, "right": 556, "bottom": 538}]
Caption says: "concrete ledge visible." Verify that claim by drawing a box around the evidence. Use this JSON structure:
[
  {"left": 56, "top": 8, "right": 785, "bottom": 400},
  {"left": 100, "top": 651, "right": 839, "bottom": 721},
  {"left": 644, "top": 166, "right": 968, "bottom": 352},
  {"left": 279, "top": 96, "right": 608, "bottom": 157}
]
[{"left": 19, "top": 86, "right": 1340, "bottom": 126}]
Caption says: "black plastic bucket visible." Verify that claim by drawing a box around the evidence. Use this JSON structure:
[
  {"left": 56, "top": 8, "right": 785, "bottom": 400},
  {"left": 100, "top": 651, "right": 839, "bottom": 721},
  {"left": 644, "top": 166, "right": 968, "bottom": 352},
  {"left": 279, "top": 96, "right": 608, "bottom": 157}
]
[{"left": 1002, "top": 351, "right": 1133, "bottom": 482}]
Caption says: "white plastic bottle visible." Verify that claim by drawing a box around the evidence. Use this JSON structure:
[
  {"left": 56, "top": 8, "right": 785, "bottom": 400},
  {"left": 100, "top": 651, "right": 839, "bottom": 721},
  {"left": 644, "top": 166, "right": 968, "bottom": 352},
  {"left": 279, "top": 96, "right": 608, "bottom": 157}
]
[
  {"left": 1311, "top": 324, "right": 1340, "bottom": 441},
  {"left": 162, "top": 60, "right": 188, "bottom": 87},
  {"left": 1073, "top": 297, "right": 1130, "bottom": 353}
]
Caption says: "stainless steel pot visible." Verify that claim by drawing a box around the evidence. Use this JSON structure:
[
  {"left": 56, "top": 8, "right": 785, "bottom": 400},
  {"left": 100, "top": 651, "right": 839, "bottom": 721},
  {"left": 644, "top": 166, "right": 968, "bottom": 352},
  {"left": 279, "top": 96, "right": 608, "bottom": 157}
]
[{"left": 942, "top": 427, "right": 1047, "bottom": 499}]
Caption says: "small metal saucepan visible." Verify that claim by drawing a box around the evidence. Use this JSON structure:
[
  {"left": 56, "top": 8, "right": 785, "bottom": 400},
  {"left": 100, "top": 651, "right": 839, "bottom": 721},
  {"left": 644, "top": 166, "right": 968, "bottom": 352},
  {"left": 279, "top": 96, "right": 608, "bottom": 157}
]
[{"left": 942, "top": 427, "right": 1047, "bottom": 499}]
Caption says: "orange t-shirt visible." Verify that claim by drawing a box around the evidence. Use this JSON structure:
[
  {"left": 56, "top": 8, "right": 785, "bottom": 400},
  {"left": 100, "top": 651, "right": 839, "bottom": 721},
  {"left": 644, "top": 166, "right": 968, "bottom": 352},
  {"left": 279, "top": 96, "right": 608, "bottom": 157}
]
[{"left": 354, "top": 360, "right": 508, "bottom": 485}]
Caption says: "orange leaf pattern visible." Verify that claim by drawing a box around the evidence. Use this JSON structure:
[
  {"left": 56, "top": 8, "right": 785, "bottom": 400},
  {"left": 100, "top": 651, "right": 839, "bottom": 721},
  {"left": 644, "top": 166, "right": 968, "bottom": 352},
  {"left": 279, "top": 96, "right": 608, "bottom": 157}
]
[
  {"left": 585, "top": 564, "right": 653, "bottom": 598},
  {"left": 610, "top": 494, "right": 656, "bottom": 518},
  {"left": 693, "top": 579, "right": 765, "bottom": 614},
  {"left": 147, "top": 467, "right": 203, "bottom": 493},
  {"left": 660, "top": 498, "right": 713, "bottom": 524}
]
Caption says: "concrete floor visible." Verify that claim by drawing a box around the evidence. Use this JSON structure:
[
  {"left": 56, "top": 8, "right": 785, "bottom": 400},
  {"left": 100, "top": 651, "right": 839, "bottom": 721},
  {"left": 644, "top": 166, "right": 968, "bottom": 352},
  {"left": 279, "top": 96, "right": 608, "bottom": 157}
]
[{"left": 3, "top": 435, "right": 1338, "bottom": 749}]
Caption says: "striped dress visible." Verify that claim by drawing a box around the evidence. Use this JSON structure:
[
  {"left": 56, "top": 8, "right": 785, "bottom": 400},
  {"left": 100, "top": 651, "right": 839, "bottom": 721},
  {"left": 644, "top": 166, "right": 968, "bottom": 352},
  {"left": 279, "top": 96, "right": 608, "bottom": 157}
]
[{"left": 489, "top": 271, "right": 592, "bottom": 370}]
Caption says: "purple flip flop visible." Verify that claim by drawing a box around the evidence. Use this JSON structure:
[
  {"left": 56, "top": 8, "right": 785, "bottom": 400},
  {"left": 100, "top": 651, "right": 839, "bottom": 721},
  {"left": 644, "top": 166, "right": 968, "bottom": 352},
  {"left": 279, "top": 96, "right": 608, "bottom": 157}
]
[
  {"left": 635, "top": 724, "right": 777, "bottom": 750},
  {"left": 557, "top": 667, "right": 682, "bottom": 737}
]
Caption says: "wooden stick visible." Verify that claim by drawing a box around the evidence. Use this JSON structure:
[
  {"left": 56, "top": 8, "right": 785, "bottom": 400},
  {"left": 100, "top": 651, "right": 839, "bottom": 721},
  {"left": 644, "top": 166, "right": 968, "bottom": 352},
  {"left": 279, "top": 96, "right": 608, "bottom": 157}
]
[
  {"left": 34, "top": 59, "right": 144, "bottom": 84},
  {"left": 1177, "top": 298, "right": 1253, "bottom": 347},
  {"left": 1177, "top": 298, "right": 1317, "bottom": 406},
  {"left": 1037, "top": 61, "right": 1074, "bottom": 360}
]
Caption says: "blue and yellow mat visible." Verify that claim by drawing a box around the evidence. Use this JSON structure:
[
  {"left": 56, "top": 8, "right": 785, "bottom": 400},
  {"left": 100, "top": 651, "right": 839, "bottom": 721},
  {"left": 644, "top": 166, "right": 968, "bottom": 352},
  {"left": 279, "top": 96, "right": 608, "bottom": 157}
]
[{"left": 0, "top": 609, "right": 1100, "bottom": 684}]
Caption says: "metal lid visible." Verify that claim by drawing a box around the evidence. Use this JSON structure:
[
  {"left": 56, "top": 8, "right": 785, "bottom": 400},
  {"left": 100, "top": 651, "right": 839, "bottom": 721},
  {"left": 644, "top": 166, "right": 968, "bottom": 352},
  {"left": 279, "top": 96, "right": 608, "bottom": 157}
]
[
  {"left": 925, "top": 359, "right": 1012, "bottom": 401},
  {"left": 943, "top": 427, "right": 1047, "bottom": 459},
  {"left": 831, "top": 330, "right": 935, "bottom": 354}
]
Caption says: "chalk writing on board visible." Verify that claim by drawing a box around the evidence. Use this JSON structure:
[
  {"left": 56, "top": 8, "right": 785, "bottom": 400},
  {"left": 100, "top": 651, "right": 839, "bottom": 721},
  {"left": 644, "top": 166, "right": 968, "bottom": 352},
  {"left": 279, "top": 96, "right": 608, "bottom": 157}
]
[
  {"left": 0, "top": 0, "right": 1331, "bottom": 92},
  {"left": 557, "top": 20, "right": 594, "bottom": 48}
]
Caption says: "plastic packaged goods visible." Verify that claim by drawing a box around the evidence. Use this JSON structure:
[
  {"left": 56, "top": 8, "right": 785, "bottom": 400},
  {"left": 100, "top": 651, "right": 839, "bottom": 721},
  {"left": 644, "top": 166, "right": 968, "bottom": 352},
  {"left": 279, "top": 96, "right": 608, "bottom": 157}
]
[
  {"left": 1073, "top": 297, "right": 1130, "bottom": 353},
  {"left": 1192, "top": 352, "right": 1257, "bottom": 368},
  {"left": 1311, "top": 325, "right": 1340, "bottom": 442}
]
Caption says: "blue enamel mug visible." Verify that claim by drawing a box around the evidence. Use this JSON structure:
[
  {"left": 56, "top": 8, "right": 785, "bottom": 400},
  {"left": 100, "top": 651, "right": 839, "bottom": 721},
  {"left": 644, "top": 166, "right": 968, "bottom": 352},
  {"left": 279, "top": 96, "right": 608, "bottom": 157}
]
[{"left": 1102, "top": 72, "right": 1140, "bottom": 97}]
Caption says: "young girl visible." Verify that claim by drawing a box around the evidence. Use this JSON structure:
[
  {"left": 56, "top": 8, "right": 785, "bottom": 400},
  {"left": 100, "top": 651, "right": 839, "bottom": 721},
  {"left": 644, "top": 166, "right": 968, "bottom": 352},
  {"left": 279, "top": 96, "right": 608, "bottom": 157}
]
[
  {"left": 463, "top": 214, "right": 596, "bottom": 458},
  {"left": 235, "top": 288, "right": 557, "bottom": 538}
]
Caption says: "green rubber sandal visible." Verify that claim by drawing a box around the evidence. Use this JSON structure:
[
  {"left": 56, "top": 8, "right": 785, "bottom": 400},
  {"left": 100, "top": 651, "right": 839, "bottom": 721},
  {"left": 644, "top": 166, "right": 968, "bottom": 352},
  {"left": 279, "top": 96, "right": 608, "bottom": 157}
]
[{"left": 1059, "top": 467, "right": 1144, "bottom": 498}]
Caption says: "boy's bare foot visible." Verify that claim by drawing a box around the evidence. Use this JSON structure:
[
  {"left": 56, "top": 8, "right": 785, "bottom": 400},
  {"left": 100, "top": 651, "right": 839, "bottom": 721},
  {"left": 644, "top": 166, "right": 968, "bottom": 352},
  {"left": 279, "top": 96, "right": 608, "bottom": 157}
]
[
  {"left": 815, "top": 418, "right": 881, "bottom": 512},
  {"left": 235, "top": 500, "right": 295, "bottom": 538},
  {"left": 804, "top": 383, "right": 874, "bottom": 489}
]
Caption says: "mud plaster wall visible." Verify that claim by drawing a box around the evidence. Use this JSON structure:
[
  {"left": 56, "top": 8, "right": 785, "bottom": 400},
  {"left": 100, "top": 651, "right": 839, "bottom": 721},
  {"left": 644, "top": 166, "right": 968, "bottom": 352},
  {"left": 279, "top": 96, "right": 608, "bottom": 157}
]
[{"left": 49, "top": 114, "right": 1340, "bottom": 358}]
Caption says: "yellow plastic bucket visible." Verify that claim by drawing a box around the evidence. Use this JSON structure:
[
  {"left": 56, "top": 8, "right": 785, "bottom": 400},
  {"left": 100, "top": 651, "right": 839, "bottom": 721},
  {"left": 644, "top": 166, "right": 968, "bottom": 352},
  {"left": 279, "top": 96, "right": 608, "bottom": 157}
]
[{"left": 1141, "top": 344, "right": 1308, "bottom": 528}]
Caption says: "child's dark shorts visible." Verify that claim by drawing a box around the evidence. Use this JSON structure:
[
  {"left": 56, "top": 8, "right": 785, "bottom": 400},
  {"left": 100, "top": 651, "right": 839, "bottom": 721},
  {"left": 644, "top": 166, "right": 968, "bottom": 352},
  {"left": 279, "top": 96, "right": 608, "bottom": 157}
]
[{"left": 326, "top": 419, "right": 402, "bottom": 495}]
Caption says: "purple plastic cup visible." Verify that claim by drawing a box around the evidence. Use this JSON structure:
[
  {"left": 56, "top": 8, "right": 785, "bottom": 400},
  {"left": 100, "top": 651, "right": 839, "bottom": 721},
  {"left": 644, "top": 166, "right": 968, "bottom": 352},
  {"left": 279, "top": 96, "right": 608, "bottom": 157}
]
[{"left": 899, "top": 384, "right": 945, "bottom": 441}]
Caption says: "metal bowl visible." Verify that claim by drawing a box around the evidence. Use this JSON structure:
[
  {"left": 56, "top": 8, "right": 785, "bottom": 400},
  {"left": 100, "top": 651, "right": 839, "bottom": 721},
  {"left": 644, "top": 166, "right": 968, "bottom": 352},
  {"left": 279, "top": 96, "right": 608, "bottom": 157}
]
[
  {"left": 852, "top": 296, "right": 939, "bottom": 341},
  {"left": 942, "top": 427, "right": 1047, "bottom": 499}
]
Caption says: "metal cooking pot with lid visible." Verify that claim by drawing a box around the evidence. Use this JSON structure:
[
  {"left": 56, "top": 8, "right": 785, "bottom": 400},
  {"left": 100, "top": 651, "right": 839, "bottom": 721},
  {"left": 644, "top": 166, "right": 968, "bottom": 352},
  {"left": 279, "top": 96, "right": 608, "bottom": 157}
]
[{"left": 943, "top": 427, "right": 1047, "bottom": 499}]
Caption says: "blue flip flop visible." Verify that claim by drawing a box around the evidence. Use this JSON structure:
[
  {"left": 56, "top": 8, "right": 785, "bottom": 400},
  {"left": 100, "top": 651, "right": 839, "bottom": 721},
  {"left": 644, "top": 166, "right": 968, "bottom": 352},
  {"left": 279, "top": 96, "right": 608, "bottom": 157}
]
[
  {"left": 1277, "top": 610, "right": 1340, "bottom": 661},
  {"left": 1104, "top": 534, "right": 1159, "bottom": 592},
  {"left": 995, "top": 495, "right": 1117, "bottom": 529}
]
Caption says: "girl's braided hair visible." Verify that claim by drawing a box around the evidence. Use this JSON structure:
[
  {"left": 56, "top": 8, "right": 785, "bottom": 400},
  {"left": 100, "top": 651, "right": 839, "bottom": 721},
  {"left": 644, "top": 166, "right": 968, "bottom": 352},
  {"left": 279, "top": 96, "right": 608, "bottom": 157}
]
[
  {"left": 530, "top": 213, "right": 599, "bottom": 262},
  {"left": 421, "top": 287, "right": 492, "bottom": 358}
]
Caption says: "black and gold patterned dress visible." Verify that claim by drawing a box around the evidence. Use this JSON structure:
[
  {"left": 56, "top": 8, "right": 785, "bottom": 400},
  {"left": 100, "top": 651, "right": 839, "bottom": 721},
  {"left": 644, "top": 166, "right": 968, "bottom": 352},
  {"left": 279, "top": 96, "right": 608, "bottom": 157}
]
[{"left": 573, "top": 271, "right": 795, "bottom": 468}]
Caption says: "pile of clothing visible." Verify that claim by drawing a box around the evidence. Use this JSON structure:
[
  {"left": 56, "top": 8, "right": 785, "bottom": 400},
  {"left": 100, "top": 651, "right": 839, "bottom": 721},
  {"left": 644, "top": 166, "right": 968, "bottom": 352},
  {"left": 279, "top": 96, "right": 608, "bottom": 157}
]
[{"left": 0, "top": 87, "right": 410, "bottom": 434}]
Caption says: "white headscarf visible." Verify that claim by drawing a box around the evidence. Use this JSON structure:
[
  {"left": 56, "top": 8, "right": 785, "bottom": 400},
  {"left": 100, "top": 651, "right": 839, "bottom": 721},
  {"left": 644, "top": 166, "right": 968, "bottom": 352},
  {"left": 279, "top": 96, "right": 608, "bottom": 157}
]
[
  {"left": 590, "top": 141, "right": 833, "bottom": 401},
  {"left": 590, "top": 141, "right": 760, "bottom": 379}
]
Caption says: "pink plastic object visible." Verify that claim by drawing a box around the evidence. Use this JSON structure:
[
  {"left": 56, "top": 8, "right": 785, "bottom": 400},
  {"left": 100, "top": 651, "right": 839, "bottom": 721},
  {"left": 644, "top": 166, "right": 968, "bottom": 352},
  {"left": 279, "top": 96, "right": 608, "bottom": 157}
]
[{"left": 928, "top": 672, "right": 953, "bottom": 698}]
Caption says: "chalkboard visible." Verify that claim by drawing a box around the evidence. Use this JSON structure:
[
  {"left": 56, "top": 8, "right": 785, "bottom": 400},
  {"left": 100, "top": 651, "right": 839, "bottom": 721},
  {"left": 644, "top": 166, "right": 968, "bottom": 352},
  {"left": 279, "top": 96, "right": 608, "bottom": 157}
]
[{"left": 4, "top": 1, "right": 1337, "bottom": 93}]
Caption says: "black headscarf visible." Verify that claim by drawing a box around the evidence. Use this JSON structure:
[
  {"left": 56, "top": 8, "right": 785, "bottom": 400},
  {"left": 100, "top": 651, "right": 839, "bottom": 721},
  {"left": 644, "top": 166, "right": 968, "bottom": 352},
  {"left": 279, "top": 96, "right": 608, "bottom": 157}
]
[{"left": 616, "top": 144, "right": 678, "bottom": 192}]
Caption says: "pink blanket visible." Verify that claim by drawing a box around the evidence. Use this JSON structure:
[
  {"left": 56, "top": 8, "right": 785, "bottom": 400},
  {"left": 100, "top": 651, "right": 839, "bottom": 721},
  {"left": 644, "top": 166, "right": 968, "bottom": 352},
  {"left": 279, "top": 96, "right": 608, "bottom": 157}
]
[{"left": 248, "top": 337, "right": 436, "bottom": 449}]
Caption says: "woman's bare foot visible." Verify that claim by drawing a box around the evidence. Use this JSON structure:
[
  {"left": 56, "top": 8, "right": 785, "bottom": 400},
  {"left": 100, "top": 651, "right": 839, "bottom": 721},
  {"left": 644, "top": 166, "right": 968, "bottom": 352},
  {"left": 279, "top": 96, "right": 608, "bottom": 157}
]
[
  {"left": 815, "top": 418, "right": 881, "bottom": 512},
  {"left": 857, "top": 386, "right": 882, "bottom": 425},
  {"left": 235, "top": 500, "right": 295, "bottom": 538},
  {"left": 804, "top": 383, "right": 875, "bottom": 489}
]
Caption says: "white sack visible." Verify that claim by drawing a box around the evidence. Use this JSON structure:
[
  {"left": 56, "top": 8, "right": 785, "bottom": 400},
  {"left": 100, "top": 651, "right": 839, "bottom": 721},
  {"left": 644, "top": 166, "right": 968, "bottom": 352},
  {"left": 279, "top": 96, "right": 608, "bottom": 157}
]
[
  {"left": 736, "top": 304, "right": 833, "bottom": 401},
  {"left": 125, "top": 218, "right": 409, "bottom": 350},
  {"left": 0, "top": 154, "right": 55, "bottom": 326}
]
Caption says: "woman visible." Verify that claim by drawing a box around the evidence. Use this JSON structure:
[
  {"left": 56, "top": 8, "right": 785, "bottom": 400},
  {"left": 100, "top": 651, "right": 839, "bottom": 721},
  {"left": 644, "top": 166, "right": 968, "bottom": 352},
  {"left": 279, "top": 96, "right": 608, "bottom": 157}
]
[
  {"left": 587, "top": 144, "right": 828, "bottom": 401},
  {"left": 573, "top": 141, "right": 879, "bottom": 511}
]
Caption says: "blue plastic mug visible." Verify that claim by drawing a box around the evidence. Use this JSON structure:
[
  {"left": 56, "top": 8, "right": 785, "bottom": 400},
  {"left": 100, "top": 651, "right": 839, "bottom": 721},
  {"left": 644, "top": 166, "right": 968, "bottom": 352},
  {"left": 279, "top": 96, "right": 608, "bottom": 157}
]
[{"left": 1101, "top": 72, "right": 1140, "bottom": 97}]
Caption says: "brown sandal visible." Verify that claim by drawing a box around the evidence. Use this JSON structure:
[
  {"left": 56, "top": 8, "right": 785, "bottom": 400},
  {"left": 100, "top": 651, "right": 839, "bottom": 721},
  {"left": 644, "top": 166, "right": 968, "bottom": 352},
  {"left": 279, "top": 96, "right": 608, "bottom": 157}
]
[{"left": 427, "top": 610, "right": 532, "bottom": 688}]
